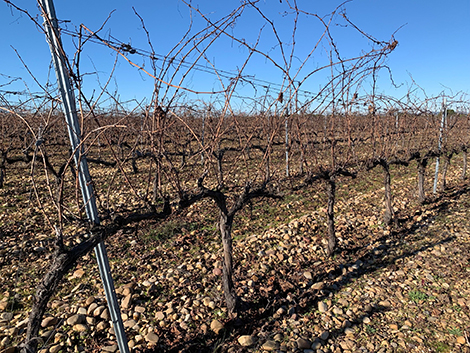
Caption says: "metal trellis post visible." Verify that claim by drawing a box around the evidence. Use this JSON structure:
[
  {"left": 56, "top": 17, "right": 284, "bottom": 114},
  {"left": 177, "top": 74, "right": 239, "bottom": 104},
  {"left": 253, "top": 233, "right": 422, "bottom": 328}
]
[
  {"left": 433, "top": 98, "right": 447, "bottom": 194},
  {"left": 38, "top": 1, "right": 130, "bottom": 352},
  {"left": 285, "top": 106, "right": 289, "bottom": 177}
]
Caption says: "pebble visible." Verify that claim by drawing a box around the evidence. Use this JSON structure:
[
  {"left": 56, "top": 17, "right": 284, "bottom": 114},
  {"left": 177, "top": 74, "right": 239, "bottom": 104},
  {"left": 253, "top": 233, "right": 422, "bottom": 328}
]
[
  {"left": 72, "top": 324, "right": 87, "bottom": 332},
  {"left": 41, "top": 330, "right": 53, "bottom": 340},
  {"left": 67, "top": 314, "right": 84, "bottom": 326},
  {"left": 210, "top": 320, "right": 224, "bottom": 334},
  {"left": 135, "top": 306, "right": 145, "bottom": 313},
  {"left": 96, "top": 321, "right": 108, "bottom": 331},
  {"left": 124, "top": 319, "right": 137, "bottom": 328},
  {"left": 85, "top": 296, "right": 95, "bottom": 306},
  {"left": 55, "top": 334, "right": 67, "bottom": 346},
  {"left": 155, "top": 311, "right": 165, "bottom": 321},
  {"left": 87, "top": 303, "right": 98, "bottom": 316},
  {"left": 49, "top": 345, "right": 61, "bottom": 353},
  {"left": 86, "top": 316, "right": 95, "bottom": 325},
  {"left": 51, "top": 300, "right": 64, "bottom": 309},
  {"left": 379, "top": 300, "right": 391, "bottom": 307},
  {"left": 318, "top": 301, "right": 328, "bottom": 313},
  {"left": 100, "top": 308, "right": 110, "bottom": 321},
  {"left": 261, "top": 340, "right": 279, "bottom": 351},
  {"left": 203, "top": 297, "right": 211, "bottom": 307},
  {"left": 238, "top": 335, "right": 256, "bottom": 347},
  {"left": 320, "top": 331, "right": 329, "bottom": 341},
  {"left": 338, "top": 298, "right": 349, "bottom": 307},
  {"left": 333, "top": 307, "right": 343, "bottom": 315},
  {"left": 311, "top": 340, "right": 322, "bottom": 350},
  {"left": 93, "top": 305, "right": 105, "bottom": 317},
  {"left": 311, "top": 282, "right": 324, "bottom": 290},
  {"left": 122, "top": 294, "right": 132, "bottom": 309},
  {"left": 1, "top": 313, "right": 13, "bottom": 321},
  {"left": 297, "top": 338, "right": 312, "bottom": 349},
  {"left": 146, "top": 332, "right": 160, "bottom": 344},
  {"left": 339, "top": 339, "right": 355, "bottom": 350},
  {"left": 41, "top": 316, "right": 58, "bottom": 328}
]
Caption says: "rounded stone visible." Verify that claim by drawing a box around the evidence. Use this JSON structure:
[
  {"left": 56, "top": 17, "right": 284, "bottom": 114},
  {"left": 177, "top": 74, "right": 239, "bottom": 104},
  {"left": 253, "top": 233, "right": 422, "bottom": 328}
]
[
  {"left": 261, "top": 340, "right": 279, "bottom": 351},
  {"left": 85, "top": 296, "right": 95, "bottom": 306},
  {"left": 93, "top": 305, "right": 105, "bottom": 317},
  {"left": 87, "top": 303, "right": 98, "bottom": 316},
  {"left": 49, "top": 345, "right": 61, "bottom": 353},
  {"left": 146, "top": 332, "right": 160, "bottom": 344},
  {"left": 72, "top": 324, "right": 87, "bottom": 332},
  {"left": 297, "top": 338, "right": 312, "bottom": 349},
  {"left": 318, "top": 301, "right": 328, "bottom": 313},
  {"left": 210, "top": 320, "right": 224, "bottom": 335},
  {"left": 66, "top": 314, "right": 85, "bottom": 326},
  {"left": 320, "top": 330, "right": 329, "bottom": 341},
  {"left": 238, "top": 335, "right": 256, "bottom": 347},
  {"left": 41, "top": 316, "right": 58, "bottom": 328}
]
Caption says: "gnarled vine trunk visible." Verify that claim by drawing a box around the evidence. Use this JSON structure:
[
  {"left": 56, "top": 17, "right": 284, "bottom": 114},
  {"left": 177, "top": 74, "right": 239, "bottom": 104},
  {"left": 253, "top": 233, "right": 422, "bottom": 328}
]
[
  {"left": 441, "top": 154, "right": 452, "bottom": 190},
  {"left": 23, "top": 257, "right": 70, "bottom": 353},
  {"left": 0, "top": 150, "right": 6, "bottom": 188},
  {"left": 417, "top": 158, "right": 428, "bottom": 204},
  {"left": 219, "top": 212, "right": 238, "bottom": 313},
  {"left": 382, "top": 162, "right": 394, "bottom": 225},
  {"left": 326, "top": 176, "right": 336, "bottom": 256},
  {"left": 0, "top": 167, "right": 4, "bottom": 189},
  {"left": 462, "top": 148, "right": 467, "bottom": 180},
  {"left": 21, "top": 235, "right": 102, "bottom": 353}
]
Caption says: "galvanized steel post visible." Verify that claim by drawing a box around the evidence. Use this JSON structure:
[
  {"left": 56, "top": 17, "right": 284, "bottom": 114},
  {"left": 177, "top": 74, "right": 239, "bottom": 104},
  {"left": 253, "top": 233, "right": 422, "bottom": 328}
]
[
  {"left": 38, "top": 1, "right": 129, "bottom": 352},
  {"left": 433, "top": 98, "right": 447, "bottom": 194},
  {"left": 284, "top": 106, "right": 289, "bottom": 177}
]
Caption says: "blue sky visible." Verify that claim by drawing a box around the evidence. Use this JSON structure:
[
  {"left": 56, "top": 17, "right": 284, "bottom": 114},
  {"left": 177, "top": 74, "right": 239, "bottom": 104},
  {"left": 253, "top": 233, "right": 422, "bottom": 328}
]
[{"left": 1, "top": 0, "right": 469, "bottom": 111}]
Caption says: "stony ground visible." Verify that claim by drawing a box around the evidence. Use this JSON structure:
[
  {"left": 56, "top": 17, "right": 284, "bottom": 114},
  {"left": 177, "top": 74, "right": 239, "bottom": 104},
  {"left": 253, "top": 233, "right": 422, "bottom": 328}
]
[{"left": 1, "top": 162, "right": 470, "bottom": 353}]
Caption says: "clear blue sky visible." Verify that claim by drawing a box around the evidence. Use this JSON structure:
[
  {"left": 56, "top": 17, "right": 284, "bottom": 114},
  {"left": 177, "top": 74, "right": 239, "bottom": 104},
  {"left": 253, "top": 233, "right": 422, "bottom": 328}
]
[{"left": 1, "top": 0, "right": 469, "bottom": 111}]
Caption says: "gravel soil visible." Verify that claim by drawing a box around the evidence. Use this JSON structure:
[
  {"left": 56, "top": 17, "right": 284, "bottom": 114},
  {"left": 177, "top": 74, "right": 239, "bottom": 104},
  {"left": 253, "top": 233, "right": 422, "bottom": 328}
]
[{"left": 1, "top": 164, "right": 470, "bottom": 353}]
